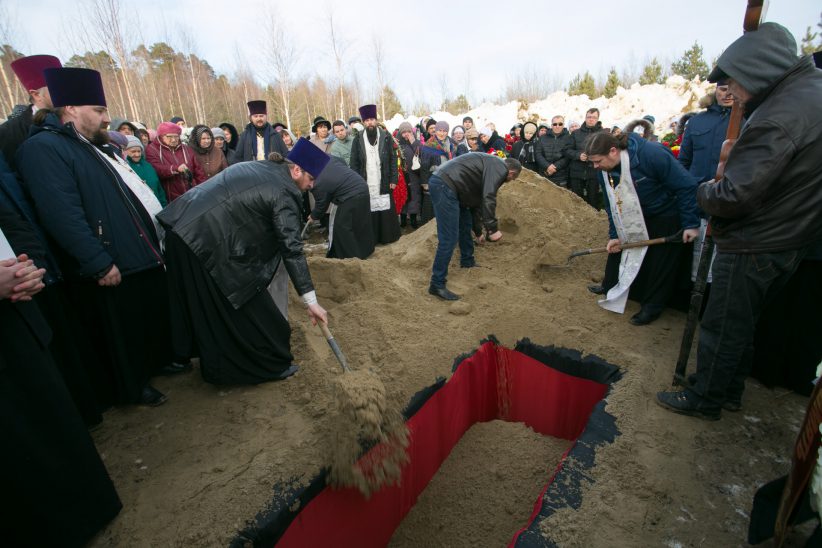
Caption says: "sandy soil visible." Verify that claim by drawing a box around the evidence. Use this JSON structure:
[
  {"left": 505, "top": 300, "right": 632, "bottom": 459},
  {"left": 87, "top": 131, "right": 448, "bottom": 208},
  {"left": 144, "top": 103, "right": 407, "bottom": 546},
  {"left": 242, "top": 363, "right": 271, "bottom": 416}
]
[
  {"left": 89, "top": 169, "right": 810, "bottom": 547},
  {"left": 389, "top": 420, "right": 571, "bottom": 548}
]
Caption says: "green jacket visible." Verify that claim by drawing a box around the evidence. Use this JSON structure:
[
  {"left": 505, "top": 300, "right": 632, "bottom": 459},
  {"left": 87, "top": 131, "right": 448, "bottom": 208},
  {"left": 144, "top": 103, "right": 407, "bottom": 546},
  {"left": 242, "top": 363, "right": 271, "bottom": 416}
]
[{"left": 128, "top": 157, "right": 167, "bottom": 206}]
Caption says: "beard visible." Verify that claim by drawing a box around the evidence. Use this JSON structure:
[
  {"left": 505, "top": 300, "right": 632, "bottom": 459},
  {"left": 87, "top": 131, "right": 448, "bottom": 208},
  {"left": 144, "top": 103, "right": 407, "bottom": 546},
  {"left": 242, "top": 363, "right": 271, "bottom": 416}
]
[{"left": 90, "top": 127, "right": 110, "bottom": 146}]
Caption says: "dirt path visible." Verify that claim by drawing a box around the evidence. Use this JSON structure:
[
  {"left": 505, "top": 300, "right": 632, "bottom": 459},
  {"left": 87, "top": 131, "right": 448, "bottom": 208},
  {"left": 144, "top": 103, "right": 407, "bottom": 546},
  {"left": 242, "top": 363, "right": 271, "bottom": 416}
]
[{"left": 89, "top": 170, "right": 808, "bottom": 547}]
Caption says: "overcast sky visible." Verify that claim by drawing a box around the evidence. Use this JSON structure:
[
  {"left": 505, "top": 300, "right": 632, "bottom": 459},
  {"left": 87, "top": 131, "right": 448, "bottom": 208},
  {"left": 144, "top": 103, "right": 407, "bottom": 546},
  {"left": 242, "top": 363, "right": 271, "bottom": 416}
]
[{"left": 6, "top": 0, "right": 820, "bottom": 108}]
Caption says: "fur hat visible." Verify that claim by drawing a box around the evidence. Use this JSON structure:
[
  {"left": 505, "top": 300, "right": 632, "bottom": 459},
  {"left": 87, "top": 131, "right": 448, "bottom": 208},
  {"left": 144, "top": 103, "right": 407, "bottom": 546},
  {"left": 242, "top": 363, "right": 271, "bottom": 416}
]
[
  {"left": 287, "top": 138, "right": 330, "bottom": 179},
  {"left": 10, "top": 55, "right": 61, "bottom": 91},
  {"left": 44, "top": 67, "right": 106, "bottom": 107}
]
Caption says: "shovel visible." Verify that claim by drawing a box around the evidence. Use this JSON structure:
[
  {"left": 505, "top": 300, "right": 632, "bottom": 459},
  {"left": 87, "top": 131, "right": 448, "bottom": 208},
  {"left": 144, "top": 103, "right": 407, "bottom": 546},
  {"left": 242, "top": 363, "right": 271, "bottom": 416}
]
[
  {"left": 300, "top": 219, "right": 311, "bottom": 240},
  {"left": 563, "top": 229, "right": 684, "bottom": 265},
  {"left": 319, "top": 321, "right": 350, "bottom": 372}
]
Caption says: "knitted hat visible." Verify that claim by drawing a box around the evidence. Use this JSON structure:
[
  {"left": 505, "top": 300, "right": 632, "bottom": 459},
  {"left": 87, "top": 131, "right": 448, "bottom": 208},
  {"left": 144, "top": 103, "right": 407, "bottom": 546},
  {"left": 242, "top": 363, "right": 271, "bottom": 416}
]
[
  {"left": 107, "top": 131, "right": 128, "bottom": 149},
  {"left": 287, "top": 138, "right": 330, "bottom": 179},
  {"left": 434, "top": 120, "right": 449, "bottom": 132},
  {"left": 480, "top": 127, "right": 493, "bottom": 138},
  {"left": 452, "top": 125, "right": 465, "bottom": 136},
  {"left": 44, "top": 67, "right": 106, "bottom": 107},
  {"left": 642, "top": 114, "right": 656, "bottom": 124},
  {"left": 10, "top": 55, "right": 62, "bottom": 91},
  {"left": 462, "top": 116, "right": 473, "bottom": 124},
  {"left": 170, "top": 116, "right": 185, "bottom": 124},
  {"left": 247, "top": 100, "right": 267, "bottom": 115},
  {"left": 348, "top": 115, "right": 362, "bottom": 125},
  {"left": 397, "top": 121, "right": 414, "bottom": 135},
  {"left": 358, "top": 104, "right": 377, "bottom": 121},
  {"left": 125, "top": 135, "right": 143, "bottom": 151},
  {"left": 211, "top": 127, "right": 226, "bottom": 140},
  {"left": 157, "top": 121, "right": 182, "bottom": 136}
]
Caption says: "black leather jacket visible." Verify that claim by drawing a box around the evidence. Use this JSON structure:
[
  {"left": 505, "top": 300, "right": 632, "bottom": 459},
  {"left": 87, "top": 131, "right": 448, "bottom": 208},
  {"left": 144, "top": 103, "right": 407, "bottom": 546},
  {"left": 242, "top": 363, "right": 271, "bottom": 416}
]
[
  {"left": 157, "top": 160, "right": 314, "bottom": 309},
  {"left": 435, "top": 153, "right": 508, "bottom": 233},
  {"left": 698, "top": 57, "right": 822, "bottom": 253}
]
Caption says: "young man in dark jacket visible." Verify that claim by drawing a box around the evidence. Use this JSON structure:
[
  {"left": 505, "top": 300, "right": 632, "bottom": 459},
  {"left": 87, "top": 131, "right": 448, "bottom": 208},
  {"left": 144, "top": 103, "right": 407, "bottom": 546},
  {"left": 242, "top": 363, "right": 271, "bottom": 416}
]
[
  {"left": 427, "top": 154, "right": 521, "bottom": 300},
  {"left": 657, "top": 23, "right": 822, "bottom": 420},
  {"left": 677, "top": 83, "right": 735, "bottom": 183},
  {"left": 16, "top": 67, "right": 176, "bottom": 407},
  {"left": 566, "top": 108, "right": 605, "bottom": 208},
  {"left": 536, "top": 115, "right": 573, "bottom": 186}
]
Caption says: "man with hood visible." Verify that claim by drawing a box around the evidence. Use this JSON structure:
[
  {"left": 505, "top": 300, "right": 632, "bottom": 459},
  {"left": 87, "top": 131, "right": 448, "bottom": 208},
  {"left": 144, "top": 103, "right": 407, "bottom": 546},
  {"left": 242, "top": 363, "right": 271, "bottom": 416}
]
[
  {"left": 16, "top": 67, "right": 179, "bottom": 408},
  {"left": 536, "top": 115, "right": 572, "bottom": 186},
  {"left": 1, "top": 55, "right": 62, "bottom": 171},
  {"left": 566, "top": 107, "right": 606, "bottom": 209},
  {"left": 330, "top": 120, "right": 354, "bottom": 166},
  {"left": 230, "top": 100, "right": 288, "bottom": 164},
  {"left": 657, "top": 23, "right": 822, "bottom": 420},
  {"left": 349, "top": 104, "right": 401, "bottom": 245}
]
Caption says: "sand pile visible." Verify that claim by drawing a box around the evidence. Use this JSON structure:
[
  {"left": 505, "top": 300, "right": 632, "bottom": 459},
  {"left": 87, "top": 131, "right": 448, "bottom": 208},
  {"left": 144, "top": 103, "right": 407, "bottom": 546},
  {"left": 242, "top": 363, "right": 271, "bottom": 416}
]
[{"left": 89, "top": 170, "right": 807, "bottom": 547}]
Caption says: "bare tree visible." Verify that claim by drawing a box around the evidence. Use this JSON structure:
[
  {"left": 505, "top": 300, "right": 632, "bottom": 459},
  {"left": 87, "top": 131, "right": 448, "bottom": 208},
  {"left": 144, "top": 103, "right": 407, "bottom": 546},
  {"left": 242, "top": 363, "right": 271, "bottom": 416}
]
[
  {"left": 371, "top": 34, "right": 387, "bottom": 121},
  {"left": 263, "top": 6, "right": 298, "bottom": 129},
  {"left": 326, "top": 7, "right": 350, "bottom": 120}
]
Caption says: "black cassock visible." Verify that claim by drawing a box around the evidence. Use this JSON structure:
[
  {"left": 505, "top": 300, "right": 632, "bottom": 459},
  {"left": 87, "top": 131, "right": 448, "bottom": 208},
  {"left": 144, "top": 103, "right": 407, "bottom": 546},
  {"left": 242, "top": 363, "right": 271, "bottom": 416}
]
[{"left": 0, "top": 299, "right": 122, "bottom": 547}]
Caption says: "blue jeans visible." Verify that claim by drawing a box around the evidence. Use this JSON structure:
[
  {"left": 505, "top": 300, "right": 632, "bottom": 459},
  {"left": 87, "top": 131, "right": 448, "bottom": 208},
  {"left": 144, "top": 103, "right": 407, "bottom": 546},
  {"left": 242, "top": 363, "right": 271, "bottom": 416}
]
[
  {"left": 690, "top": 247, "right": 809, "bottom": 406},
  {"left": 428, "top": 175, "right": 475, "bottom": 288}
]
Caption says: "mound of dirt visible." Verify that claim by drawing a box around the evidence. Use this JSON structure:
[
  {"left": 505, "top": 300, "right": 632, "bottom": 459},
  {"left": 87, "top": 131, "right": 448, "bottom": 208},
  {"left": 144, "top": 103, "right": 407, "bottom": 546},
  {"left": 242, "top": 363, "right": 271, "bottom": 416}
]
[{"left": 89, "top": 170, "right": 807, "bottom": 547}]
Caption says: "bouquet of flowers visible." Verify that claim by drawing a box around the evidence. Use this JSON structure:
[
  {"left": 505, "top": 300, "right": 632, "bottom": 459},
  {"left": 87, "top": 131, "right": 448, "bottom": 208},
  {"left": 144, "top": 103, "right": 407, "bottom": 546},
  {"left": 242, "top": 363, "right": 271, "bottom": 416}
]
[{"left": 661, "top": 132, "right": 682, "bottom": 158}]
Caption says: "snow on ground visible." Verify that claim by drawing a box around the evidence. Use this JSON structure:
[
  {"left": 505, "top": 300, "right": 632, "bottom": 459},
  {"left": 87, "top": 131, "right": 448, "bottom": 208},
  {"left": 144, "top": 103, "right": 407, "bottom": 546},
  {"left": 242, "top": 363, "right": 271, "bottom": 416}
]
[{"left": 387, "top": 75, "right": 713, "bottom": 137}]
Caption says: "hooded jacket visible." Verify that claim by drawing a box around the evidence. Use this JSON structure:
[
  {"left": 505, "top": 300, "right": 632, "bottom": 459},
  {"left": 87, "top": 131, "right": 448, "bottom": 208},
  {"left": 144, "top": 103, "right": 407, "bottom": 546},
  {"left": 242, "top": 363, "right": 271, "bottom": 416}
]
[
  {"left": 16, "top": 113, "right": 163, "bottom": 279},
  {"left": 699, "top": 46, "right": 822, "bottom": 253},
  {"left": 156, "top": 160, "right": 314, "bottom": 309},
  {"left": 145, "top": 138, "right": 207, "bottom": 202},
  {"left": 434, "top": 153, "right": 509, "bottom": 233}
]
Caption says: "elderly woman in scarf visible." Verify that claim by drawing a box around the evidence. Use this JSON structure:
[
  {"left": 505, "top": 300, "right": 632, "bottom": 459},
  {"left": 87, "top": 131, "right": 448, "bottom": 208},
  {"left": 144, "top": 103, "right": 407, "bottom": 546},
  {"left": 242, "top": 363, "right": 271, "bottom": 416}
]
[{"left": 189, "top": 125, "right": 227, "bottom": 181}]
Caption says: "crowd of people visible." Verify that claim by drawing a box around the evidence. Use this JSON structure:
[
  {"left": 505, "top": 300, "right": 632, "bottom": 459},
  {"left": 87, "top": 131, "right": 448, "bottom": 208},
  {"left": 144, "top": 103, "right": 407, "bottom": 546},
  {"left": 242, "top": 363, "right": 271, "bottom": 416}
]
[{"left": 1, "top": 20, "right": 820, "bottom": 546}]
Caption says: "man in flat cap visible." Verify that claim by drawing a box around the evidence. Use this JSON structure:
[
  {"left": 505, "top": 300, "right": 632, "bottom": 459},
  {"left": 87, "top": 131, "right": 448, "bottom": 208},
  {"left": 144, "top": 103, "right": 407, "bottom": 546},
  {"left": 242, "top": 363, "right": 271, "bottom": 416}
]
[
  {"left": 0, "top": 55, "right": 62, "bottom": 170},
  {"left": 231, "top": 100, "right": 288, "bottom": 164},
  {"left": 657, "top": 22, "right": 822, "bottom": 420},
  {"left": 17, "top": 67, "right": 180, "bottom": 407},
  {"left": 349, "top": 103, "right": 400, "bottom": 245}
]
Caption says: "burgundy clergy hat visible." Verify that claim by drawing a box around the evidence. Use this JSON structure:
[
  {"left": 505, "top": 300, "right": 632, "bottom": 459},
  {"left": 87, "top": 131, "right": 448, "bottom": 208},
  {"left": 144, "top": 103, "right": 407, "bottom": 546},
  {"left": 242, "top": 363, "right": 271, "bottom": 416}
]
[
  {"left": 247, "top": 100, "right": 267, "bottom": 115},
  {"left": 358, "top": 104, "right": 378, "bottom": 121},
  {"left": 44, "top": 67, "right": 106, "bottom": 107},
  {"left": 10, "top": 55, "right": 62, "bottom": 91},
  {"left": 287, "top": 138, "right": 330, "bottom": 179}
]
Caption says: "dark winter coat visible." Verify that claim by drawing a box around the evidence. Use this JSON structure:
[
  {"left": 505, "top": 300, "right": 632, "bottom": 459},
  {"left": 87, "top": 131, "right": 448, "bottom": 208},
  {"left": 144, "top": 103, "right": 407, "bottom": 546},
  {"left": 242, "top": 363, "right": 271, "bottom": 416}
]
[
  {"left": 156, "top": 160, "right": 314, "bottom": 309},
  {"left": 219, "top": 122, "right": 239, "bottom": 150},
  {"left": 434, "top": 153, "right": 509, "bottom": 233},
  {"left": 144, "top": 139, "right": 207, "bottom": 202},
  {"left": 511, "top": 135, "right": 538, "bottom": 172},
  {"left": 677, "top": 102, "right": 732, "bottom": 183},
  {"left": 566, "top": 121, "right": 604, "bottom": 180},
  {"left": 231, "top": 122, "right": 288, "bottom": 164},
  {"left": 0, "top": 104, "right": 33, "bottom": 172},
  {"left": 16, "top": 113, "right": 163, "bottom": 280},
  {"left": 698, "top": 55, "right": 822, "bottom": 253},
  {"left": 349, "top": 128, "right": 398, "bottom": 193},
  {"left": 602, "top": 133, "right": 700, "bottom": 239},
  {"left": 535, "top": 129, "right": 572, "bottom": 182}
]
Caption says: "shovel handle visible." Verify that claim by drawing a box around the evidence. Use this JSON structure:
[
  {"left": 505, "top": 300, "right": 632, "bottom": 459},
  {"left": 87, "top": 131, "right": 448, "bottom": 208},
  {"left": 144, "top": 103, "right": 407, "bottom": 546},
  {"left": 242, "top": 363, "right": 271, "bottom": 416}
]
[
  {"left": 570, "top": 230, "right": 684, "bottom": 259},
  {"left": 300, "top": 220, "right": 311, "bottom": 240},
  {"left": 318, "top": 321, "right": 351, "bottom": 372}
]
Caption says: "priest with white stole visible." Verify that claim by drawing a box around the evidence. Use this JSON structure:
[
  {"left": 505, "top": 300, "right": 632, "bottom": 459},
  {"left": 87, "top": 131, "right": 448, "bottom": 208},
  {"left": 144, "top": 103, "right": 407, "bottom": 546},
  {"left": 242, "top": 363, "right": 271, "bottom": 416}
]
[
  {"left": 349, "top": 103, "right": 401, "bottom": 245},
  {"left": 585, "top": 130, "right": 700, "bottom": 326}
]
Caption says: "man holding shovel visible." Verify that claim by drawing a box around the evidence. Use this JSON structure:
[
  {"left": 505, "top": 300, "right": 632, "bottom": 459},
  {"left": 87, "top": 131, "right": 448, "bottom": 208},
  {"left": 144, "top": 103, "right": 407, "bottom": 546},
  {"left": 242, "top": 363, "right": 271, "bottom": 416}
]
[
  {"left": 585, "top": 131, "right": 700, "bottom": 325},
  {"left": 657, "top": 23, "right": 822, "bottom": 420}
]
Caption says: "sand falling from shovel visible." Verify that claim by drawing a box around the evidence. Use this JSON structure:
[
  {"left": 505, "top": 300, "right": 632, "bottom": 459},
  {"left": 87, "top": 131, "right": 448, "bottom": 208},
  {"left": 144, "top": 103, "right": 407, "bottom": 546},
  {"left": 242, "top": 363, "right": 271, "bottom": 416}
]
[{"left": 327, "top": 368, "right": 410, "bottom": 497}]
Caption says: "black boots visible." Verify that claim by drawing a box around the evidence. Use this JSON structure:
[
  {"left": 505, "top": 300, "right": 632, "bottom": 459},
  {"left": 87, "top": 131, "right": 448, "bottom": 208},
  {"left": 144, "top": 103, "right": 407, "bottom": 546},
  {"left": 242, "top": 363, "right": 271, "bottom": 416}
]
[{"left": 428, "top": 285, "right": 460, "bottom": 301}]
